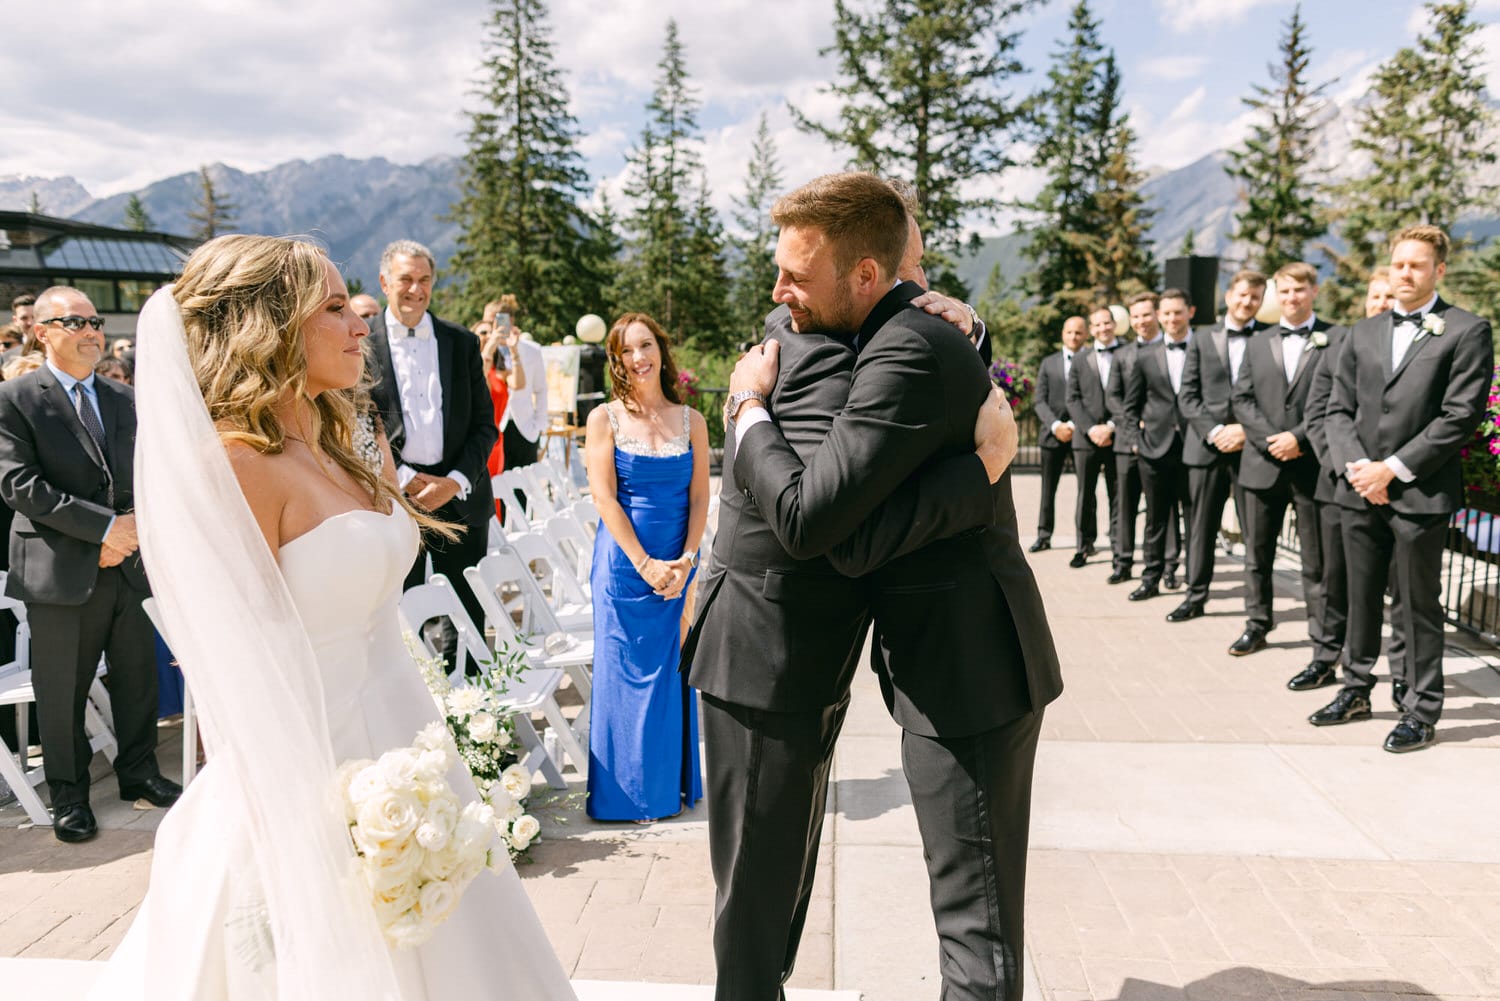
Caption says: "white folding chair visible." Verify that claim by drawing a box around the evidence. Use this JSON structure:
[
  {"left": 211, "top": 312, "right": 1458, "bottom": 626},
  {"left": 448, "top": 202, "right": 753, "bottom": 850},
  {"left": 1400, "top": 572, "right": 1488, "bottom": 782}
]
[
  {"left": 491, "top": 470, "right": 537, "bottom": 536},
  {"left": 569, "top": 498, "right": 600, "bottom": 540},
  {"left": 543, "top": 511, "right": 595, "bottom": 585},
  {"left": 509, "top": 530, "right": 592, "bottom": 620},
  {"left": 463, "top": 553, "right": 594, "bottom": 702},
  {"left": 523, "top": 459, "right": 578, "bottom": 513},
  {"left": 399, "top": 575, "right": 583, "bottom": 789},
  {"left": 537, "top": 456, "right": 585, "bottom": 505},
  {"left": 142, "top": 598, "right": 198, "bottom": 787}
]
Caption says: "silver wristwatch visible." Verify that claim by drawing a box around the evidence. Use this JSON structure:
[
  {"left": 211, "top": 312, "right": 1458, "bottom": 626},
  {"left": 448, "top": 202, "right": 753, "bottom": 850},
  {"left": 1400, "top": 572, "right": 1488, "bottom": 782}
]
[{"left": 722, "top": 390, "right": 767, "bottom": 430}]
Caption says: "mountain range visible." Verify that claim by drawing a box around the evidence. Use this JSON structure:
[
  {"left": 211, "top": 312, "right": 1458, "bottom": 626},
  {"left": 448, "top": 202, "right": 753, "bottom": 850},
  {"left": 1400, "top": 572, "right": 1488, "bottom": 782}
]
[{"left": 3, "top": 92, "right": 1497, "bottom": 300}]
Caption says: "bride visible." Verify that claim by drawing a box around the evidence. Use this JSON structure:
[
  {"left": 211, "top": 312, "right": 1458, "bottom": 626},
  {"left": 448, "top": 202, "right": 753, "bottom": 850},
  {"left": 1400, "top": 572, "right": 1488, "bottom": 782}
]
[{"left": 96, "top": 235, "right": 577, "bottom": 999}]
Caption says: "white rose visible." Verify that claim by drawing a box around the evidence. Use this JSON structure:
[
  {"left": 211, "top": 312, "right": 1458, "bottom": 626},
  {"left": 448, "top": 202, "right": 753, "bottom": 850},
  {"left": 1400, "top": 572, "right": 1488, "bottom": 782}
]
[
  {"left": 383, "top": 912, "right": 434, "bottom": 950},
  {"left": 359, "top": 835, "right": 422, "bottom": 892},
  {"left": 509, "top": 814, "right": 541, "bottom": 851},
  {"left": 378, "top": 748, "right": 422, "bottom": 789},
  {"left": 446, "top": 687, "right": 484, "bottom": 718},
  {"left": 368, "top": 862, "right": 420, "bottom": 920},
  {"left": 468, "top": 711, "right": 498, "bottom": 744},
  {"left": 416, "top": 878, "right": 461, "bottom": 926},
  {"left": 346, "top": 762, "right": 389, "bottom": 809},
  {"left": 418, "top": 844, "right": 461, "bottom": 882},
  {"left": 485, "top": 783, "right": 515, "bottom": 815},
  {"left": 414, "top": 748, "right": 451, "bottom": 783},
  {"left": 415, "top": 796, "right": 460, "bottom": 851},
  {"left": 355, "top": 786, "right": 422, "bottom": 849},
  {"left": 453, "top": 803, "right": 497, "bottom": 856},
  {"left": 413, "top": 721, "right": 450, "bottom": 753},
  {"left": 499, "top": 763, "right": 533, "bottom": 802},
  {"left": 501, "top": 798, "right": 524, "bottom": 823}
]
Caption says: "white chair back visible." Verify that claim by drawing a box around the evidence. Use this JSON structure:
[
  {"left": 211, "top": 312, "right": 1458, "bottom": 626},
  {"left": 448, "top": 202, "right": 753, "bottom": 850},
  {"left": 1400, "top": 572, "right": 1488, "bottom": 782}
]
[
  {"left": 543, "top": 511, "right": 594, "bottom": 583},
  {"left": 510, "top": 531, "right": 591, "bottom": 608},
  {"left": 492, "top": 469, "right": 536, "bottom": 536},
  {"left": 397, "top": 574, "right": 492, "bottom": 681},
  {"left": 568, "top": 499, "right": 600, "bottom": 540}
]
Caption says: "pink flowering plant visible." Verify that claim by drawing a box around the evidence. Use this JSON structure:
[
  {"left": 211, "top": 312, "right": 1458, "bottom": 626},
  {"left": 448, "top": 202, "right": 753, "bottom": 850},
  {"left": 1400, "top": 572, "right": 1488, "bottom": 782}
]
[
  {"left": 677, "top": 368, "right": 700, "bottom": 398},
  {"left": 1461, "top": 368, "right": 1500, "bottom": 503},
  {"left": 987, "top": 358, "right": 1034, "bottom": 412}
]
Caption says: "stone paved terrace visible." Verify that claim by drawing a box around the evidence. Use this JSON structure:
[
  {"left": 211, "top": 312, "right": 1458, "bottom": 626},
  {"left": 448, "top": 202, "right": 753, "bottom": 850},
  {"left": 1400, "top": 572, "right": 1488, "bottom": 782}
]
[{"left": 2, "top": 470, "right": 1499, "bottom": 1000}]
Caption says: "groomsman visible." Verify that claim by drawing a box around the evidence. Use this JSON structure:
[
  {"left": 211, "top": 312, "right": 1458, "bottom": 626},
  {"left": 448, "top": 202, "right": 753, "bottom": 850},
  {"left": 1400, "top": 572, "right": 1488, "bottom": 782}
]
[
  {"left": 1030, "top": 316, "right": 1086, "bottom": 552},
  {"left": 1172, "top": 272, "right": 1264, "bottom": 622},
  {"left": 1065, "top": 306, "right": 1121, "bottom": 567},
  {"left": 1124, "top": 289, "right": 1195, "bottom": 601},
  {"left": 1230, "top": 263, "right": 1343, "bottom": 660},
  {"left": 1314, "top": 225, "right": 1492, "bottom": 752},
  {"left": 1107, "top": 292, "right": 1181, "bottom": 587}
]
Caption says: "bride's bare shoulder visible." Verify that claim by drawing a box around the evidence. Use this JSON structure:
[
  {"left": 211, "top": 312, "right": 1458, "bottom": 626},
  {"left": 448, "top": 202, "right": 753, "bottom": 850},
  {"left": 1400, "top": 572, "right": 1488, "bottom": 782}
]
[{"left": 224, "top": 440, "right": 292, "bottom": 550}]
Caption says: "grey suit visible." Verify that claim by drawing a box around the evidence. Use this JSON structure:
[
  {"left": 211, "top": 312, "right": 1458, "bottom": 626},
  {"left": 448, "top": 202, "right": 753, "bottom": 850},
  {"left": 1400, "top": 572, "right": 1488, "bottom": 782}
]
[
  {"left": 1324, "top": 299, "right": 1493, "bottom": 723},
  {"left": 1065, "top": 344, "right": 1118, "bottom": 556},
  {"left": 1108, "top": 339, "right": 1180, "bottom": 577},
  {"left": 1032, "top": 349, "right": 1072, "bottom": 544}
]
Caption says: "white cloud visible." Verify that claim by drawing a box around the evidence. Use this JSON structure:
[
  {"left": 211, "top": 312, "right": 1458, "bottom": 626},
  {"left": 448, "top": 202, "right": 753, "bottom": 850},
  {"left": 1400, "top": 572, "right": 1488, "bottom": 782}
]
[
  {"left": 1132, "top": 86, "right": 1256, "bottom": 171},
  {"left": 1152, "top": 0, "right": 1288, "bottom": 32},
  {"left": 1141, "top": 56, "right": 1211, "bottom": 82}
]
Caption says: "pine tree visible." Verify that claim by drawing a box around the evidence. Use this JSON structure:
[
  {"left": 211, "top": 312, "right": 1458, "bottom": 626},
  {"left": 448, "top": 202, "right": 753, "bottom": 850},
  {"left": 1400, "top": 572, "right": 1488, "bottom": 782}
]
[
  {"left": 586, "top": 188, "right": 625, "bottom": 320},
  {"left": 1322, "top": 1, "right": 1497, "bottom": 321},
  {"left": 446, "top": 0, "right": 597, "bottom": 337},
  {"left": 1225, "top": 4, "right": 1330, "bottom": 272},
  {"left": 793, "top": 0, "right": 1041, "bottom": 294},
  {"left": 187, "top": 166, "right": 236, "bottom": 241},
  {"left": 124, "top": 194, "right": 153, "bottom": 232},
  {"left": 728, "top": 113, "right": 784, "bottom": 346},
  {"left": 613, "top": 20, "right": 730, "bottom": 350},
  {"left": 974, "top": 262, "right": 1035, "bottom": 366},
  {"left": 27, "top": 191, "right": 43, "bottom": 216},
  {"left": 1082, "top": 54, "right": 1157, "bottom": 304}
]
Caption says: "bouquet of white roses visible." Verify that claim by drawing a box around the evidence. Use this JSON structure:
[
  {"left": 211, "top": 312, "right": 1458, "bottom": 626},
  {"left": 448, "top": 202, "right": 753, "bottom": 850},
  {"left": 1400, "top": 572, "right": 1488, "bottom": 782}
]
[
  {"left": 339, "top": 722, "right": 501, "bottom": 949},
  {"left": 416, "top": 638, "right": 544, "bottom": 861}
]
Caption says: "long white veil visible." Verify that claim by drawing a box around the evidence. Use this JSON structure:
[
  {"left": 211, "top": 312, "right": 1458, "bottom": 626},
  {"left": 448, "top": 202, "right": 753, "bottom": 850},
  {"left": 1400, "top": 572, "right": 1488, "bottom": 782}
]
[{"left": 127, "top": 286, "right": 403, "bottom": 999}]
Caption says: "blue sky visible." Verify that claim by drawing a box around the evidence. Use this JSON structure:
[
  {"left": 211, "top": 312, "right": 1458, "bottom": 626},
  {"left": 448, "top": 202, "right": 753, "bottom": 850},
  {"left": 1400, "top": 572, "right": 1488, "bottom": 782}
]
[{"left": 2, "top": 0, "right": 1496, "bottom": 234}]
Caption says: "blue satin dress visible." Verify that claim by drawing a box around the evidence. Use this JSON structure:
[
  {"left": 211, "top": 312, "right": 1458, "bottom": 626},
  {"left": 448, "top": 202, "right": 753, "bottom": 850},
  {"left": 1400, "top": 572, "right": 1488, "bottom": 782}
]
[{"left": 586, "top": 403, "right": 703, "bottom": 820}]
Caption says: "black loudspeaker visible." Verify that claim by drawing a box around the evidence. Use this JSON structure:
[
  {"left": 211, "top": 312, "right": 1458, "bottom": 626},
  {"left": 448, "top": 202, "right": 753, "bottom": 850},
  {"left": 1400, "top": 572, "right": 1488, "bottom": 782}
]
[{"left": 1163, "top": 256, "right": 1221, "bottom": 326}]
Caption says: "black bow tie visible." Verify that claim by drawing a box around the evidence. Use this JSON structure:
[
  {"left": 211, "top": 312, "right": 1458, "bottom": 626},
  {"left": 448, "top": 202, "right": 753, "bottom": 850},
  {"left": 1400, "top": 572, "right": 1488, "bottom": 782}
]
[
  {"left": 1166, "top": 340, "right": 1188, "bottom": 351},
  {"left": 1226, "top": 328, "right": 1252, "bottom": 338},
  {"left": 1095, "top": 344, "right": 1117, "bottom": 354},
  {"left": 1394, "top": 311, "right": 1423, "bottom": 325},
  {"left": 1281, "top": 324, "right": 1311, "bottom": 335}
]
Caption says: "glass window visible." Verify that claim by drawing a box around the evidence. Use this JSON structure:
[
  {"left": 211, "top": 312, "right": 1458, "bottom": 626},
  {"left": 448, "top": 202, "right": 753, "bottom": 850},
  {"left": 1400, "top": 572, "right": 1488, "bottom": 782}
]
[
  {"left": 71, "top": 277, "right": 118, "bottom": 312},
  {"left": 117, "top": 280, "right": 160, "bottom": 313}
]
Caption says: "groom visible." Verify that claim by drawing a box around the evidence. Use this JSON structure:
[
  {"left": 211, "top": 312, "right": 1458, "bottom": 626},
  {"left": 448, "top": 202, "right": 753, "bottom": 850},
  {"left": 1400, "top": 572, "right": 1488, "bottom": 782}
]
[{"left": 729, "top": 172, "right": 1063, "bottom": 1000}]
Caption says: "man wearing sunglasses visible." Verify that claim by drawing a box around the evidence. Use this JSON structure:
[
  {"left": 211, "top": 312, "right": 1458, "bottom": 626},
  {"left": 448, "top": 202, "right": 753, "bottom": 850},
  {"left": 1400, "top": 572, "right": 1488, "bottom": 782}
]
[{"left": 0, "top": 286, "right": 179, "bottom": 843}]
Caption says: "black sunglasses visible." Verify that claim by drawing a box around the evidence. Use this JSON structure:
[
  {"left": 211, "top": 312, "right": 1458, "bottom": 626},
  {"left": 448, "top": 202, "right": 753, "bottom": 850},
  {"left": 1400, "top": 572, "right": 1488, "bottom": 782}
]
[{"left": 42, "top": 315, "right": 106, "bottom": 332}]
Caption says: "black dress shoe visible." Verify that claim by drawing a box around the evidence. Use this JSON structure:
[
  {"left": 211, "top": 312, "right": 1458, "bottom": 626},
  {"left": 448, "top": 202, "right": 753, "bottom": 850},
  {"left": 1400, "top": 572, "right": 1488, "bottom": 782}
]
[
  {"left": 1128, "top": 582, "right": 1159, "bottom": 601},
  {"left": 1228, "top": 626, "right": 1268, "bottom": 657},
  {"left": 1106, "top": 568, "right": 1133, "bottom": 585},
  {"left": 1308, "top": 689, "right": 1372, "bottom": 726},
  {"left": 54, "top": 803, "right": 98, "bottom": 844},
  {"left": 120, "top": 775, "right": 183, "bottom": 809},
  {"left": 1384, "top": 715, "right": 1436, "bottom": 753},
  {"left": 1392, "top": 680, "right": 1409, "bottom": 711},
  {"left": 1068, "top": 552, "right": 1088, "bottom": 568},
  {"left": 1162, "top": 572, "right": 1181, "bottom": 590},
  {"left": 1028, "top": 539, "right": 1051, "bottom": 553},
  {"left": 1287, "top": 662, "right": 1337, "bottom": 691},
  {"left": 1165, "top": 600, "right": 1204, "bottom": 623}
]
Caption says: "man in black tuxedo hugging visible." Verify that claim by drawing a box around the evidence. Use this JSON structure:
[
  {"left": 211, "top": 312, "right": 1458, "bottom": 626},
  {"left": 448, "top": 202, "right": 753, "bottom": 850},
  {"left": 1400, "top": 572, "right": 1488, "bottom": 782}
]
[
  {"left": 1313, "top": 225, "right": 1492, "bottom": 752},
  {"left": 727, "top": 172, "right": 1063, "bottom": 1001}
]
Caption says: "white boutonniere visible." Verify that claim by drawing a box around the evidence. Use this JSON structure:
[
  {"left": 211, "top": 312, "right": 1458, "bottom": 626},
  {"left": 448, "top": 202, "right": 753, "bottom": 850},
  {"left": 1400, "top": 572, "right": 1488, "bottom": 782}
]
[
  {"left": 1419, "top": 313, "right": 1446, "bottom": 339},
  {"left": 1309, "top": 330, "right": 1328, "bottom": 349}
]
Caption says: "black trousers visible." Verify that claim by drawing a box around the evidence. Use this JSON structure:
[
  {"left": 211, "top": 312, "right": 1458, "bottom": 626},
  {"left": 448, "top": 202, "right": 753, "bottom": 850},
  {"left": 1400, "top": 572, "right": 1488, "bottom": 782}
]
[
  {"left": 1112, "top": 456, "right": 1182, "bottom": 575},
  {"left": 1139, "top": 450, "right": 1192, "bottom": 586},
  {"left": 903, "top": 709, "right": 1044, "bottom": 1001},
  {"left": 1073, "top": 445, "right": 1117, "bottom": 554},
  {"left": 702, "top": 693, "right": 849, "bottom": 1001},
  {"left": 1340, "top": 506, "right": 1447, "bottom": 724},
  {"left": 1185, "top": 456, "right": 1236, "bottom": 606},
  {"left": 503, "top": 421, "right": 539, "bottom": 468},
  {"left": 27, "top": 567, "right": 160, "bottom": 808},
  {"left": 1242, "top": 478, "right": 1324, "bottom": 636},
  {"left": 403, "top": 504, "right": 491, "bottom": 676},
  {"left": 1035, "top": 445, "right": 1069, "bottom": 542},
  {"left": 1315, "top": 500, "right": 1348, "bottom": 667}
]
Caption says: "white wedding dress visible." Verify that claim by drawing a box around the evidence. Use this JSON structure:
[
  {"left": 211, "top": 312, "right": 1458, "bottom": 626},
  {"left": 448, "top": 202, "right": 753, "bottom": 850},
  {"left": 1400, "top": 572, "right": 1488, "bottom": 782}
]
[{"left": 92, "top": 504, "right": 577, "bottom": 1000}]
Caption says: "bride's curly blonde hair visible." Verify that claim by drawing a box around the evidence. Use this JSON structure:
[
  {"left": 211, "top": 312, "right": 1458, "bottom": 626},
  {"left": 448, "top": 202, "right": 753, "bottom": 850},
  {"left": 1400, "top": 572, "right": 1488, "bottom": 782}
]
[{"left": 172, "top": 234, "right": 450, "bottom": 535}]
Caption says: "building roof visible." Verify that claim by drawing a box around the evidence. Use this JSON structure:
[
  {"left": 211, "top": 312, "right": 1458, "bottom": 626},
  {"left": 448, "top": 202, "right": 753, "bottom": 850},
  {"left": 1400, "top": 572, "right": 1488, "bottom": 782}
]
[{"left": 0, "top": 210, "right": 198, "bottom": 279}]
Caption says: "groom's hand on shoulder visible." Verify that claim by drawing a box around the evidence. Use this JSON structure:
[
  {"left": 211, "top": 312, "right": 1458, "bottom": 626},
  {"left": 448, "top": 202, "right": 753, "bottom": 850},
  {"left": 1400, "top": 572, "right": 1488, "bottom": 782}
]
[
  {"left": 730, "top": 339, "right": 780, "bottom": 399},
  {"left": 974, "top": 387, "right": 1018, "bottom": 484}
]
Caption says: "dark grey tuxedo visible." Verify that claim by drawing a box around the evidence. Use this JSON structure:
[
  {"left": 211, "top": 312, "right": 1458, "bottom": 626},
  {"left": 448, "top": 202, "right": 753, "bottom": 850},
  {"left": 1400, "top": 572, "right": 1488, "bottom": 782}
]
[
  {"left": 366, "top": 313, "right": 497, "bottom": 670},
  {"left": 1232, "top": 320, "right": 1343, "bottom": 643},
  {"left": 1125, "top": 337, "right": 1194, "bottom": 587},
  {"left": 1032, "top": 349, "right": 1073, "bottom": 544},
  {"left": 1323, "top": 299, "right": 1493, "bottom": 723},
  {"left": 736, "top": 282, "right": 1063, "bottom": 1001},
  {"left": 1108, "top": 338, "right": 1179, "bottom": 577},
  {"left": 0, "top": 366, "right": 160, "bottom": 808},
  {"left": 1065, "top": 343, "right": 1119, "bottom": 557}
]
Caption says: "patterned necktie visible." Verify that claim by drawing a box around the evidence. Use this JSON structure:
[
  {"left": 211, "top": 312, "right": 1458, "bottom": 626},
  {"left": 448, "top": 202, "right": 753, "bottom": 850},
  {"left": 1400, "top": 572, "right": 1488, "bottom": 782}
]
[{"left": 73, "top": 383, "right": 106, "bottom": 455}]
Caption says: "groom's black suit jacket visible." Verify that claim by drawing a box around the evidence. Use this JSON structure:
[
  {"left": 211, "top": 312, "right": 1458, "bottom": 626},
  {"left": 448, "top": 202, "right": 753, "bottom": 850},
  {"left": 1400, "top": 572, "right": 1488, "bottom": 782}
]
[
  {"left": 1231, "top": 319, "right": 1341, "bottom": 494},
  {"left": 0, "top": 367, "right": 147, "bottom": 604},
  {"left": 1324, "top": 298, "right": 1493, "bottom": 515},
  {"left": 736, "top": 283, "right": 1063, "bottom": 738},
  {"left": 366, "top": 313, "right": 497, "bottom": 531},
  {"left": 685, "top": 305, "right": 995, "bottom": 713}
]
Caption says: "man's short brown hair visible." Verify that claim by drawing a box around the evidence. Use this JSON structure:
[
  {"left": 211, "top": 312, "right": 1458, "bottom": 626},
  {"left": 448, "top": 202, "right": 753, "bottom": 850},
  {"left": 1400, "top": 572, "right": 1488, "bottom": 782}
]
[
  {"left": 1229, "top": 269, "right": 1268, "bottom": 291},
  {"left": 1392, "top": 224, "right": 1451, "bottom": 265},
  {"left": 1160, "top": 287, "right": 1193, "bottom": 308},
  {"left": 1368, "top": 265, "right": 1392, "bottom": 284},
  {"left": 1273, "top": 262, "right": 1319, "bottom": 287},
  {"left": 10, "top": 294, "right": 35, "bottom": 310},
  {"left": 1126, "top": 291, "right": 1159, "bottom": 309},
  {"left": 771, "top": 172, "right": 908, "bottom": 279}
]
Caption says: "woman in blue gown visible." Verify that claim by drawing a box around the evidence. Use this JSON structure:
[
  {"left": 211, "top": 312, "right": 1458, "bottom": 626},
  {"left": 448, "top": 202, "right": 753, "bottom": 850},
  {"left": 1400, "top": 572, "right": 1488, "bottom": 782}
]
[{"left": 583, "top": 313, "right": 709, "bottom": 821}]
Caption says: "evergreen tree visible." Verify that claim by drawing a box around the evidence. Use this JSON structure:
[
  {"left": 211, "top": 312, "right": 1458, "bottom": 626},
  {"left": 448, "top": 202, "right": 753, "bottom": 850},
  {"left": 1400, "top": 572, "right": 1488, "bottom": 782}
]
[
  {"left": 123, "top": 194, "right": 153, "bottom": 232},
  {"left": 1448, "top": 237, "right": 1500, "bottom": 321},
  {"left": 613, "top": 20, "right": 730, "bottom": 350},
  {"left": 27, "top": 191, "right": 43, "bottom": 216},
  {"left": 1323, "top": 1, "right": 1497, "bottom": 321},
  {"left": 792, "top": 0, "right": 1041, "bottom": 294},
  {"left": 1225, "top": 4, "right": 1330, "bottom": 272},
  {"left": 447, "top": 0, "right": 597, "bottom": 336},
  {"left": 728, "top": 113, "right": 784, "bottom": 346},
  {"left": 1179, "top": 229, "right": 1197, "bottom": 256},
  {"left": 586, "top": 188, "right": 625, "bottom": 320},
  {"left": 1082, "top": 55, "right": 1157, "bottom": 304},
  {"left": 187, "top": 166, "right": 236, "bottom": 241},
  {"left": 974, "top": 262, "right": 1035, "bottom": 366}
]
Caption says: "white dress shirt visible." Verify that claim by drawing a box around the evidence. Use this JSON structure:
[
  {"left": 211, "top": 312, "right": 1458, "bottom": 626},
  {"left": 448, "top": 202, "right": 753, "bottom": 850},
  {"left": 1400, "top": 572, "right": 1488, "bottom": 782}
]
[
  {"left": 1093, "top": 341, "right": 1114, "bottom": 393},
  {"left": 1226, "top": 323, "right": 1251, "bottom": 384},
  {"left": 1356, "top": 293, "right": 1439, "bottom": 485},
  {"left": 384, "top": 309, "right": 470, "bottom": 497},
  {"left": 1280, "top": 320, "right": 1310, "bottom": 383},
  {"left": 1164, "top": 333, "right": 1190, "bottom": 395},
  {"left": 47, "top": 359, "right": 114, "bottom": 539},
  {"left": 1053, "top": 350, "right": 1076, "bottom": 435}
]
